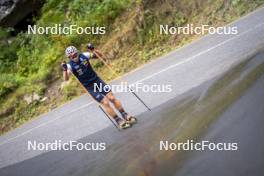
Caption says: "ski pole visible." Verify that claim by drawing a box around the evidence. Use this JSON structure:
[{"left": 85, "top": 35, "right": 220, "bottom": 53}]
[
  {"left": 98, "top": 105, "right": 120, "bottom": 131},
  {"left": 89, "top": 48, "right": 151, "bottom": 111},
  {"left": 65, "top": 64, "right": 120, "bottom": 130}
]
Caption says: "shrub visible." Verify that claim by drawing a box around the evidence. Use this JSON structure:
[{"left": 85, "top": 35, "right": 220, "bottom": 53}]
[{"left": 0, "top": 74, "right": 19, "bottom": 98}]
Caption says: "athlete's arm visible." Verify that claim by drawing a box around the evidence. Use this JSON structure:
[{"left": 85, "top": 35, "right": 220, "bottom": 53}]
[
  {"left": 63, "top": 70, "right": 69, "bottom": 81},
  {"left": 93, "top": 49, "right": 104, "bottom": 59},
  {"left": 82, "top": 51, "right": 98, "bottom": 59},
  {"left": 61, "top": 62, "right": 72, "bottom": 81},
  {"left": 85, "top": 49, "right": 107, "bottom": 62},
  {"left": 86, "top": 43, "right": 105, "bottom": 60}
]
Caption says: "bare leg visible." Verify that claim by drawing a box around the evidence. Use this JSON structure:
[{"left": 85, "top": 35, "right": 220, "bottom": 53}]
[
  {"left": 100, "top": 96, "right": 117, "bottom": 118},
  {"left": 106, "top": 92, "right": 124, "bottom": 111},
  {"left": 106, "top": 92, "right": 136, "bottom": 124},
  {"left": 100, "top": 96, "right": 130, "bottom": 128}
]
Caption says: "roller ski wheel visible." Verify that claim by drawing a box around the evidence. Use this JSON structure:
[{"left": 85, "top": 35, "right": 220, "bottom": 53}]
[
  {"left": 125, "top": 115, "right": 137, "bottom": 125},
  {"left": 118, "top": 120, "right": 131, "bottom": 130}
]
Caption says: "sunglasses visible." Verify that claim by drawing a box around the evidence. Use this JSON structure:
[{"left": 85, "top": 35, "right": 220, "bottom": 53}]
[{"left": 70, "top": 52, "right": 78, "bottom": 59}]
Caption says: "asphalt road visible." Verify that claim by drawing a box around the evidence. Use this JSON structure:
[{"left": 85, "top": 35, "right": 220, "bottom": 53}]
[
  {"left": 176, "top": 61, "right": 264, "bottom": 176},
  {"left": 0, "top": 7, "right": 264, "bottom": 176}
]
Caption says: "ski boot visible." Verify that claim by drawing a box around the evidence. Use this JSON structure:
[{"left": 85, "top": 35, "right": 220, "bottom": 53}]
[
  {"left": 117, "top": 118, "right": 131, "bottom": 129},
  {"left": 124, "top": 114, "right": 137, "bottom": 125}
]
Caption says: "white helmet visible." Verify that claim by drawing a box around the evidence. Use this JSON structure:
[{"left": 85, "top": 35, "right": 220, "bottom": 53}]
[{"left": 65, "top": 46, "right": 78, "bottom": 57}]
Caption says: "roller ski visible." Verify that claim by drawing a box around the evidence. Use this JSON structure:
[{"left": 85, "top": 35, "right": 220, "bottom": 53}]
[
  {"left": 124, "top": 115, "right": 137, "bottom": 125},
  {"left": 117, "top": 110, "right": 137, "bottom": 125},
  {"left": 115, "top": 117, "right": 131, "bottom": 129}
]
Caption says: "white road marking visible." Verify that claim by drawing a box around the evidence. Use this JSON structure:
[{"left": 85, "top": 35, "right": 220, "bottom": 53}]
[
  {"left": 134, "top": 23, "right": 264, "bottom": 84},
  {"left": 0, "top": 103, "right": 93, "bottom": 146},
  {"left": 0, "top": 23, "right": 263, "bottom": 147}
]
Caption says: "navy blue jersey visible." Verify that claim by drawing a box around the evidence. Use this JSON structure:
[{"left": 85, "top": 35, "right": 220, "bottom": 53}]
[{"left": 67, "top": 53, "right": 98, "bottom": 86}]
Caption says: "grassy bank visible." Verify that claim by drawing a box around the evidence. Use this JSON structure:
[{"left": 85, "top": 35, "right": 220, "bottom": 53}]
[{"left": 0, "top": 0, "right": 264, "bottom": 134}]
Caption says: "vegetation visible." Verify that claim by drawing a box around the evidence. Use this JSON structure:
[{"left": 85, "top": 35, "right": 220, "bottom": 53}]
[{"left": 0, "top": 0, "right": 264, "bottom": 134}]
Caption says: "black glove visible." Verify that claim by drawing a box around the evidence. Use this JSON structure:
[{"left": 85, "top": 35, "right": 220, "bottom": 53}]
[
  {"left": 87, "top": 43, "right": 95, "bottom": 50},
  {"left": 61, "top": 62, "right": 67, "bottom": 71}
]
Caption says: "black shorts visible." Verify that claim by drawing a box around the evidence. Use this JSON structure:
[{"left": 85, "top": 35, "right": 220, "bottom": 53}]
[{"left": 85, "top": 77, "right": 111, "bottom": 102}]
